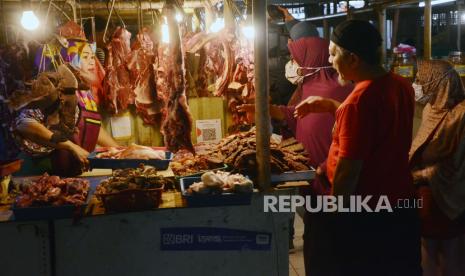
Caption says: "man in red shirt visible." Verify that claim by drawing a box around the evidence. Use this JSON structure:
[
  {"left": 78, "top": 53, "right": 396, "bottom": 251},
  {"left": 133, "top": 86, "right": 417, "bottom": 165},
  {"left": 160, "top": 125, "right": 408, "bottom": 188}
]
[{"left": 295, "top": 20, "right": 421, "bottom": 275}]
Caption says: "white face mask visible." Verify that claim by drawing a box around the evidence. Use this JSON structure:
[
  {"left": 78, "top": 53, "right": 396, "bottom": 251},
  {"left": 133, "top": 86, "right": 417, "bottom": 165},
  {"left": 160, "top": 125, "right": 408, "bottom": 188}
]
[
  {"left": 285, "top": 59, "right": 332, "bottom": 85},
  {"left": 413, "top": 68, "right": 453, "bottom": 104},
  {"left": 412, "top": 83, "right": 431, "bottom": 104}
]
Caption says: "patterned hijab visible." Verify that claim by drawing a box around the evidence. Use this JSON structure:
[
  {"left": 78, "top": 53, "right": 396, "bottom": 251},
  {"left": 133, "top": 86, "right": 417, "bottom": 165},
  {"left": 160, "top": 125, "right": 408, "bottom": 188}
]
[
  {"left": 60, "top": 40, "right": 96, "bottom": 69},
  {"left": 415, "top": 59, "right": 465, "bottom": 110},
  {"left": 410, "top": 59, "right": 465, "bottom": 220}
]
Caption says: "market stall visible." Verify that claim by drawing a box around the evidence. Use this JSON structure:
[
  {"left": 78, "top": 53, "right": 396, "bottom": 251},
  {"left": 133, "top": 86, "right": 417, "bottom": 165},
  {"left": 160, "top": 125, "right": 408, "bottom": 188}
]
[
  {"left": 4, "top": 0, "right": 458, "bottom": 275},
  {"left": 0, "top": 1, "right": 318, "bottom": 275}
]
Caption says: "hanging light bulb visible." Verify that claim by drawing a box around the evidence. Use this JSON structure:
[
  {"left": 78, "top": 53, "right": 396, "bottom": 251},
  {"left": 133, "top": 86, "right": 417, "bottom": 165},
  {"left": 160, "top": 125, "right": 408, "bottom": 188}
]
[
  {"left": 175, "top": 13, "right": 183, "bottom": 23},
  {"left": 209, "top": 18, "right": 224, "bottom": 33},
  {"left": 241, "top": 26, "right": 255, "bottom": 40},
  {"left": 21, "top": 10, "right": 40, "bottom": 31}
]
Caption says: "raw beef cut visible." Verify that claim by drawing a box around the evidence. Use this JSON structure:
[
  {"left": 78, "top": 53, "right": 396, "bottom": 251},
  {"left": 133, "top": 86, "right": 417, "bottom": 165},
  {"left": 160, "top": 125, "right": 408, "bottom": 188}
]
[
  {"left": 103, "top": 27, "right": 132, "bottom": 114},
  {"left": 154, "top": 43, "right": 170, "bottom": 122},
  {"left": 160, "top": 15, "right": 195, "bottom": 154},
  {"left": 96, "top": 144, "right": 165, "bottom": 160},
  {"left": 185, "top": 31, "right": 234, "bottom": 97},
  {"left": 127, "top": 28, "right": 163, "bottom": 124}
]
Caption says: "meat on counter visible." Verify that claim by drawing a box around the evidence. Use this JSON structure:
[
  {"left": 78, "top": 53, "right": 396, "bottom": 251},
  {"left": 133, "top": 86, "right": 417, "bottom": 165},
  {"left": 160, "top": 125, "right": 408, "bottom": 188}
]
[
  {"left": 96, "top": 165, "right": 172, "bottom": 194},
  {"left": 96, "top": 144, "right": 166, "bottom": 160},
  {"left": 16, "top": 174, "right": 89, "bottom": 207}
]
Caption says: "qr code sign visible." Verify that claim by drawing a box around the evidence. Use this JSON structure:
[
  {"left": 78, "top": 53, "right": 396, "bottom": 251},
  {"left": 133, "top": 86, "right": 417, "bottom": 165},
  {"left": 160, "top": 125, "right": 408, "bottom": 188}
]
[
  {"left": 196, "top": 119, "right": 222, "bottom": 143},
  {"left": 202, "top": 128, "right": 217, "bottom": 142}
]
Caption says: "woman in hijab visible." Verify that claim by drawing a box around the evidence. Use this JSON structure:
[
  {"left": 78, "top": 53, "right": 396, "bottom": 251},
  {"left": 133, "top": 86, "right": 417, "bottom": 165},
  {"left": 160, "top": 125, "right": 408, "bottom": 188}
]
[
  {"left": 239, "top": 36, "right": 352, "bottom": 178},
  {"left": 280, "top": 36, "right": 353, "bottom": 173},
  {"left": 12, "top": 21, "right": 117, "bottom": 176},
  {"left": 410, "top": 59, "right": 465, "bottom": 275}
]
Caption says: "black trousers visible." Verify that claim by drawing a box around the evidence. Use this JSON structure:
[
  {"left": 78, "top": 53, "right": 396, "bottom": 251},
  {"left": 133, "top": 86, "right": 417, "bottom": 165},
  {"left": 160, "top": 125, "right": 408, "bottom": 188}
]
[{"left": 303, "top": 208, "right": 422, "bottom": 276}]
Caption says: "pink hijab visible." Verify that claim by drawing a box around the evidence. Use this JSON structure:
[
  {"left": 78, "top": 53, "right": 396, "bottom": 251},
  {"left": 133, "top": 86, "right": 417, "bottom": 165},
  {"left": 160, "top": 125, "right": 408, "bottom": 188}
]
[
  {"left": 282, "top": 37, "right": 352, "bottom": 170},
  {"left": 287, "top": 37, "right": 349, "bottom": 105}
]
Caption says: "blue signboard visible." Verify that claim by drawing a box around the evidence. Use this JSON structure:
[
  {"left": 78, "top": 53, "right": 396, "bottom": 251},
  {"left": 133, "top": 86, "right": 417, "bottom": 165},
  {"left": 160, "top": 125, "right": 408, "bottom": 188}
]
[{"left": 160, "top": 227, "right": 272, "bottom": 251}]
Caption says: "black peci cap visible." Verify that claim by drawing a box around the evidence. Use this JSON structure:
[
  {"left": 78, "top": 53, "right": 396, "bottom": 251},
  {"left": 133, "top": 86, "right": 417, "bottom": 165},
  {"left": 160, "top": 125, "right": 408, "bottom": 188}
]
[{"left": 331, "top": 20, "right": 382, "bottom": 64}]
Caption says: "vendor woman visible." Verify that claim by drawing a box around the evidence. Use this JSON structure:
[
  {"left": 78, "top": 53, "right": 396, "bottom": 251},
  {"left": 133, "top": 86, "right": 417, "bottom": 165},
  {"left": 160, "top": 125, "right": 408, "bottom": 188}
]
[{"left": 11, "top": 22, "right": 118, "bottom": 176}]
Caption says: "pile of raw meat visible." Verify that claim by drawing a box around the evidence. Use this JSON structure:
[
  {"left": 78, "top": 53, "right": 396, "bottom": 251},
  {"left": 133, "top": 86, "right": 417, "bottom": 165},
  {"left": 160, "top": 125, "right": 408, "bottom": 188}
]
[
  {"left": 95, "top": 165, "right": 172, "bottom": 194},
  {"left": 96, "top": 144, "right": 166, "bottom": 160},
  {"left": 171, "top": 151, "right": 223, "bottom": 176},
  {"left": 172, "top": 128, "right": 310, "bottom": 176},
  {"left": 16, "top": 174, "right": 89, "bottom": 207},
  {"left": 209, "top": 129, "right": 310, "bottom": 174}
]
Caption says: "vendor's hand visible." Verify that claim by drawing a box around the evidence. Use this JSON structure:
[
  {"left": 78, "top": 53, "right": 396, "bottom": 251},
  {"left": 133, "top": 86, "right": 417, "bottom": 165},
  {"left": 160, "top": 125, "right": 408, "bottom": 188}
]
[
  {"left": 237, "top": 104, "right": 255, "bottom": 114},
  {"left": 238, "top": 103, "right": 285, "bottom": 121},
  {"left": 62, "top": 141, "right": 90, "bottom": 171},
  {"left": 294, "top": 96, "right": 339, "bottom": 118}
]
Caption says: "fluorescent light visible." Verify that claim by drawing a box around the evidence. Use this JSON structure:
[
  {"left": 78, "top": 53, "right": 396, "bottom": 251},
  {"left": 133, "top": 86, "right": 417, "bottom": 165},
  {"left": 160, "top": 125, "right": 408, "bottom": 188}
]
[
  {"left": 349, "top": 1, "right": 365, "bottom": 9},
  {"left": 241, "top": 26, "right": 255, "bottom": 39},
  {"left": 419, "top": 0, "right": 455, "bottom": 7},
  {"left": 21, "top": 11, "right": 40, "bottom": 31}
]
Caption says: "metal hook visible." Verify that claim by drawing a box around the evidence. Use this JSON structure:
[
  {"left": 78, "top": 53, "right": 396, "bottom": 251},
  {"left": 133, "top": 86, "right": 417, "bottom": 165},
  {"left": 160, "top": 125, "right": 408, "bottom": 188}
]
[{"left": 103, "top": 0, "right": 116, "bottom": 44}]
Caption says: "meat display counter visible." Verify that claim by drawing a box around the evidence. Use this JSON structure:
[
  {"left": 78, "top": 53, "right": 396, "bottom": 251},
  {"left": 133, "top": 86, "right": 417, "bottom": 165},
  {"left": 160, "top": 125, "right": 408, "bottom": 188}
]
[{"left": 0, "top": 167, "right": 299, "bottom": 276}]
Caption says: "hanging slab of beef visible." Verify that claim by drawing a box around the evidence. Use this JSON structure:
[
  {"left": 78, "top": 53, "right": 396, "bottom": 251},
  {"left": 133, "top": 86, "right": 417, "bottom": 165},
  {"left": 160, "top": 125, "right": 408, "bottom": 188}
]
[
  {"left": 185, "top": 31, "right": 234, "bottom": 97},
  {"left": 127, "top": 28, "right": 163, "bottom": 125},
  {"left": 184, "top": 31, "right": 255, "bottom": 132},
  {"left": 160, "top": 14, "right": 195, "bottom": 154},
  {"left": 103, "top": 27, "right": 133, "bottom": 114}
]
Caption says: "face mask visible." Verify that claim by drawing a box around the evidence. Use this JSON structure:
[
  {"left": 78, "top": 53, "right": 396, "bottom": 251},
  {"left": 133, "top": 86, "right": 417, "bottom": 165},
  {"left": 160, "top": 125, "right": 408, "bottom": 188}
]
[
  {"left": 412, "top": 83, "right": 431, "bottom": 104},
  {"left": 413, "top": 68, "right": 454, "bottom": 104},
  {"left": 285, "top": 59, "right": 332, "bottom": 85}
]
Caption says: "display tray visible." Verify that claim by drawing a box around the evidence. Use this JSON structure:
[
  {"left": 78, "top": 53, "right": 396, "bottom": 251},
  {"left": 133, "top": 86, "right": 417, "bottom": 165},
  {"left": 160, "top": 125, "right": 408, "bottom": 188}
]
[
  {"left": 179, "top": 177, "right": 252, "bottom": 207},
  {"left": 88, "top": 151, "right": 173, "bottom": 170},
  {"left": 174, "top": 164, "right": 229, "bottom": 179},
  {"left": 0, "top": 159, "right": 22, "bottom": 177},
  {"left": 270, "top": 168, "right": 316, "bottom": 184},
  {"left": 12, "top": 189, "right": 91, "bottom": 221},
  {"left": 96, "top": 186, "right": 164, "bottom": 213}
]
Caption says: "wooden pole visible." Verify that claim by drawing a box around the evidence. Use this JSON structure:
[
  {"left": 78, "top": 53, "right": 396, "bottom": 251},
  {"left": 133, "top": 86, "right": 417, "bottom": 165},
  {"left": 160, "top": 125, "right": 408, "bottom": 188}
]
[
  {"left": 392, "top": 8, "right": 400, "bottom": 49},
  {"left": 378, "top": 7, "right": 387, "bottom": 66},
  {"left": 323, "top": 2, "right": 331, "bottom": 40},
  {"left": 423, "top": 0, "right": 432, "bottom": 59},
  {"left": 458, "top": 1, "right": 462, "bottom": 51},
  {"left": 323, "top": 19, "right": 330, "bottom": 40},
  {"left": 253, "top": 0, "right": 271, "bottom": 192}
]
